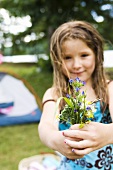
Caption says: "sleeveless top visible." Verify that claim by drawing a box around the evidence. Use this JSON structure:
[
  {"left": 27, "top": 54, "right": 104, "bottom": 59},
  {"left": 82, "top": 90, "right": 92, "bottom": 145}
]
[{"left": 57, "top": 101, "right": 113, "bottom": 170}]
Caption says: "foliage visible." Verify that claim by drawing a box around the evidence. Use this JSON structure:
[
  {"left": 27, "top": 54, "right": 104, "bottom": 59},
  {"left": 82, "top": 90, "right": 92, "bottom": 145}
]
[
  {"left": 1, "top": 0, "right": 113, "bottom": 57},
  {"left": 105, "top": 67, "right": 113, "bottom": 80},
  {"left": 37, "top": 57, "right": 53, "bottom": 72}
]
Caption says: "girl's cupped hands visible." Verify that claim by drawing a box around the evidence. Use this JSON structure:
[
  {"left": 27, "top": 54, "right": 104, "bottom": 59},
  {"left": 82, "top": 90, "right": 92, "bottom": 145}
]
[
  {"left": 62, "top": 122, "right": 112, "bottom": 156},
  {"left": 55, "top": 131, "right": 85, "bottom": 160}
]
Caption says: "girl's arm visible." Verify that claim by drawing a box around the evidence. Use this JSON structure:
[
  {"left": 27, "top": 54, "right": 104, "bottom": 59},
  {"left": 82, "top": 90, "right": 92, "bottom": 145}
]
[
  {"left": 62, "top": 81, "right": 113, "bottom": 156},
  {"left": 38, "top": 88, "right": 84, "bottom": 159}
]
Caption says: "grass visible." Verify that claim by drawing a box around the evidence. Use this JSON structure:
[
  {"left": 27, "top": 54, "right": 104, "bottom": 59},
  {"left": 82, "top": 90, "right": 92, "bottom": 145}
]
[{"left": 0, "top": 63, "right": 53, "bottom": 170}]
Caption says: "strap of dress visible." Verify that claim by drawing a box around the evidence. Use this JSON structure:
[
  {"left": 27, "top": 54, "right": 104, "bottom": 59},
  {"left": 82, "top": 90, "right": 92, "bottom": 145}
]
[{"left": 42, "top": 99, "right": 56, "bottom": 107}]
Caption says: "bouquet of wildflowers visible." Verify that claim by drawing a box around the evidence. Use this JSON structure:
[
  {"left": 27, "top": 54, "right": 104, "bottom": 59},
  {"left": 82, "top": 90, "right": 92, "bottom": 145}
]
[{"left": 56, "top": 77, "right": 96, "bottom": 128}]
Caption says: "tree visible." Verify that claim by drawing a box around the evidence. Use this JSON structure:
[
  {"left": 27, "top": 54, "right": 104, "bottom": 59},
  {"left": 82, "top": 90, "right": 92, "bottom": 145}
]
[{"left": 0, "top": 0, "right": 113, "bottom": 56}]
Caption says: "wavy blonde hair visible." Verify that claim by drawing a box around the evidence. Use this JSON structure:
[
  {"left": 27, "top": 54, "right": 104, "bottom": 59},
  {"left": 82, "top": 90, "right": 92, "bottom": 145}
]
[{"left": 50, "top": 20, "right": 108, "bottom": 112}]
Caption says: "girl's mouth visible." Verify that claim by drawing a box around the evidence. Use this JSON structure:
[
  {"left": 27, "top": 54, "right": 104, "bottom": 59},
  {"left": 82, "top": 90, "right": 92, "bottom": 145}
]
[{"left": 71, "top": 71, "right": 84, "bottom": 75}]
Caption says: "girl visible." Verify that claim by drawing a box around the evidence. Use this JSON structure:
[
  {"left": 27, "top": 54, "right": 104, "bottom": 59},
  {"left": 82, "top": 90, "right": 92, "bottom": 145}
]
[{"left": 38, "top": 20, "right": 113, "bottom": 169}]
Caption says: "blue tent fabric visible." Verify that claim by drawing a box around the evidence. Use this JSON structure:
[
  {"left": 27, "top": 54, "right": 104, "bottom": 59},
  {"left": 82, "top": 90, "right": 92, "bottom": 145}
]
[
  {"left": 0, "top": 101, "right": 14, "bottom": 108},
  {"left": 0, "top": 71, "right": 42, "bottom": 126},
  {"left": 0, "top": 108, "right": 42, "bottom": 126}
]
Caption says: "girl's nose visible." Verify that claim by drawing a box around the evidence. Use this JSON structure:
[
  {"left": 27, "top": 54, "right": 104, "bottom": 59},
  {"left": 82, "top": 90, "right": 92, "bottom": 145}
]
[{"left": 73, "top": 58, "right": 81, "bottom": 68}]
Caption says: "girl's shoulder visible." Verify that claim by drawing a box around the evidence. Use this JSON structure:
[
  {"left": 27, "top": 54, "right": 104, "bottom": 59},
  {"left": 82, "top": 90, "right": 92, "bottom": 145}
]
[
  {"left": 107, "top": 80, "right": 113, "bottom": 87},
  {"left": 43, "top": 87, "right": 56, "bottom": 99},
  {"left": 107, "top": 79, "right": 113, "bottom": 84},
  {"left": 42, "top": 87, "right": 57, "bottom": 106},
  {"left": 108, "top": 80, "right": 113, "bottom": 99}
]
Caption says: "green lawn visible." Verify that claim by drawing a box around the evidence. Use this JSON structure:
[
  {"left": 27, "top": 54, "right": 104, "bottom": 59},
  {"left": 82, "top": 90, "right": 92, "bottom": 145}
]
[{"left": 0, "top": 63, "right": 53, "bottom": 170}]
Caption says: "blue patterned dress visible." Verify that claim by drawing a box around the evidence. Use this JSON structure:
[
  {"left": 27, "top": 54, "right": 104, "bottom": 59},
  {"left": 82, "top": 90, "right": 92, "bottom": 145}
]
[{"left": 57, "top": 101, "right": 113, "bottom": 170}]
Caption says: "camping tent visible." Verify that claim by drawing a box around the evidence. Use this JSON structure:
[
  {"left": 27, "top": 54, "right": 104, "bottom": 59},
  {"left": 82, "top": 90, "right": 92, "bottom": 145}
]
[{"left": 0, "top": 71, "right": 42, "bottom": 126}]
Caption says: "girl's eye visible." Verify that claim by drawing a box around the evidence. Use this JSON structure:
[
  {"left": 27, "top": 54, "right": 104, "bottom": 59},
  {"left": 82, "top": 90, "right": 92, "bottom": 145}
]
[
  {"left": 81, "top": 54, "right": 89, "bottom": 57},
  {"left": 64, "top": 56, "right": 72, "bottom": 60}
]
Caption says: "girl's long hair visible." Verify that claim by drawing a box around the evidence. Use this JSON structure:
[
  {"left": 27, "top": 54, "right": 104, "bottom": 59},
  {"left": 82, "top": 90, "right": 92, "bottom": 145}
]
[{"left": 50, "top": 20, "right": 108, "bottom": 112}]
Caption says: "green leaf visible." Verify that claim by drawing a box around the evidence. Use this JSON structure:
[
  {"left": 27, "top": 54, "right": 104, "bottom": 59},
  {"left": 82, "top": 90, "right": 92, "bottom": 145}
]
[
  {"left": 63, "top": 97, "right": 74, "bottom": 108},
  {"left": 55, "top": 96, "right": 74, "bottom": 116}
]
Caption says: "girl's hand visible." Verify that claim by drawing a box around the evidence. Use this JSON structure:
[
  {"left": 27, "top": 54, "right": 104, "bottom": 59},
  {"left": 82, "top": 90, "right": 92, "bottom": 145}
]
[
  {"left": 55, "top": 131, "right": 84, "bottom": 160},
  {"left": 63, "top": 122, "right": 112, "bottom": 156}
]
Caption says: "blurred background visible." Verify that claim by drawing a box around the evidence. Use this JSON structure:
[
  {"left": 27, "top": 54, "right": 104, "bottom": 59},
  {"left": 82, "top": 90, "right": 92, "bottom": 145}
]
[{"left": 0, "top": 0, "right": 113, "bottom": 169}]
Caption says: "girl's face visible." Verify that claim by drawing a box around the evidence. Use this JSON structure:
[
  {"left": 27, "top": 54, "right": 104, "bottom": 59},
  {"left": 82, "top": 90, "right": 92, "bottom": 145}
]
[{"left": 61, "top": 39, "right": 95, "bottom": 85}]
